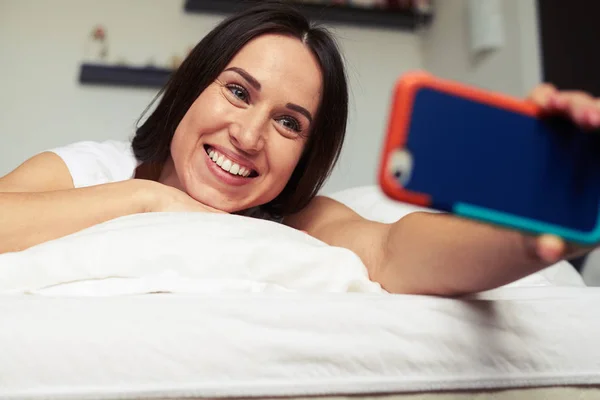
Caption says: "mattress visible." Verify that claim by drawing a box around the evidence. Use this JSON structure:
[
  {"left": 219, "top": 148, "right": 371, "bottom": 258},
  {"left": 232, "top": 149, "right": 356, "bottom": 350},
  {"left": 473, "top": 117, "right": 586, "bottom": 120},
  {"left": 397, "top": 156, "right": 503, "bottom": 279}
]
[
  {"left": 2, "top": 187, "right": 599, "bottom": 399},
  {"left": 273, "top": 389, "right": 600, "bottom": 400},
  {"left": 3, "top": 286, "right": 600, "bottom": 400}
]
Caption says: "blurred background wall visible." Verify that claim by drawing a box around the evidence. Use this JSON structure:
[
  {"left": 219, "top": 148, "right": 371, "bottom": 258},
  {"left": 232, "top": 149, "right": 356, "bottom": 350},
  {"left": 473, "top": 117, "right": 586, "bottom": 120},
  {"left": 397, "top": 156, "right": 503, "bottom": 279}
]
[{"left": 0, "top": 0, "right": 422, "bottom": 194}]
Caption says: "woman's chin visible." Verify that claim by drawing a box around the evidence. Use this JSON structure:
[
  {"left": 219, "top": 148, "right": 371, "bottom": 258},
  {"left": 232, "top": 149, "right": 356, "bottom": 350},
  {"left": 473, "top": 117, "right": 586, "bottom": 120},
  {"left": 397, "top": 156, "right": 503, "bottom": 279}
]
[
  {"left": 182, "top": 175, "right": 270, "bottom": 215},
  {"left": 187, "top": 190, "right": 249, "bottom": 214}
]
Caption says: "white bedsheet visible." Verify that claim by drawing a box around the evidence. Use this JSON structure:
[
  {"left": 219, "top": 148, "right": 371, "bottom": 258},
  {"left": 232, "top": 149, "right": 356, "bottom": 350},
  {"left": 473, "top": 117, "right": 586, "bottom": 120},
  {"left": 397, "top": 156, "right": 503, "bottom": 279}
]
[
  {"left": 2, "top": 289, "right": 600, "bottom": 400},
  {"left": 1, "top": 208, "right": 597, "bottom": 399}
]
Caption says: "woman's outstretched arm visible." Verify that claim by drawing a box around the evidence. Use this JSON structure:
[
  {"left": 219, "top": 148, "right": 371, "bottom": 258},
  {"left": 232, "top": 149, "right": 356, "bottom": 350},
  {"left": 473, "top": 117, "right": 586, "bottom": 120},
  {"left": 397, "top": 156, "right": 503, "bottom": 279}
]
[{"left": 284, "top": 196, "right": 575, "bottom": 296}]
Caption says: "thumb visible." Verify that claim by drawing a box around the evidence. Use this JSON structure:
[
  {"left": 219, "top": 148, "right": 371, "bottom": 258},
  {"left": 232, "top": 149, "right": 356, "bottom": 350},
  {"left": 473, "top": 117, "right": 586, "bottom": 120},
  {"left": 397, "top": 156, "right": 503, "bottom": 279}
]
[{"left": 535, "top": 234, "right": 566, "bottom": 264}]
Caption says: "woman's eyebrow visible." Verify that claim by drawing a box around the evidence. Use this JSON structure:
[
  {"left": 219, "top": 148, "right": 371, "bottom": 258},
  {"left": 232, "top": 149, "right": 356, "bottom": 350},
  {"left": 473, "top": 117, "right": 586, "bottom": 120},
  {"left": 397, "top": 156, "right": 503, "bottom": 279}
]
[
  {"left": 286, "top": 103, "right": 313, "bottom": 124},
  {"left": 224, "top": 67, "right": 261, "bottom": 91},
  {"left": 224, "top": 66, "right": 312, "bottom": 123}
]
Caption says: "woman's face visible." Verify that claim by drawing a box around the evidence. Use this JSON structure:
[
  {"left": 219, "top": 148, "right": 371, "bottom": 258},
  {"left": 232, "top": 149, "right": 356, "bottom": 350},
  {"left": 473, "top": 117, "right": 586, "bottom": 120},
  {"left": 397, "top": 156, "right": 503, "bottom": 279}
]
[{"left": 163, "top": 33, "right": 323, "bottom": 213}]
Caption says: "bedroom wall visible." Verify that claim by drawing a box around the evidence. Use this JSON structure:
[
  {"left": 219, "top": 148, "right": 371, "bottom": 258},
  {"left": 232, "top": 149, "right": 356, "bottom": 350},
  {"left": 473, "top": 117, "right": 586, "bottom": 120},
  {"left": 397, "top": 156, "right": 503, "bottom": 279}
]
[
  {"left": 421, "top": 0, "right": 542, "bottom": 97},
  {"left": 0, "top": 0, "right": 546, "bottom": 193},
  {"left": 0, "top": 0, "right": 423, "bottom": 193}
]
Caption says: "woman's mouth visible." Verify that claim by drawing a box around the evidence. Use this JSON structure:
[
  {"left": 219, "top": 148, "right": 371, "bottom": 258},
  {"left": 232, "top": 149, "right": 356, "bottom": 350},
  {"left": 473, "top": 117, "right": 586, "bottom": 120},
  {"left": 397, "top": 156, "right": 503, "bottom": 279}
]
[{"left": 204, "top": 145, "right": 258, "bottom": 178}]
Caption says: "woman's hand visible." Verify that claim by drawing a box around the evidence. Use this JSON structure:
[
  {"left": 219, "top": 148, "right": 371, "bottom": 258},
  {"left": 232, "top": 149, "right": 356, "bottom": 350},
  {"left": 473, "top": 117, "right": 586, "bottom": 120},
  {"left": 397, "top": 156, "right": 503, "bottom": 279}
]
[
  {"left": 525, "top": 84, "right": 600, "bottom": 263},
  {"left": 142, "top": 180, "right": 226, "bottom": 214},
  {"left": 529, "top": 84, "right": 600, "bottom": 130}
]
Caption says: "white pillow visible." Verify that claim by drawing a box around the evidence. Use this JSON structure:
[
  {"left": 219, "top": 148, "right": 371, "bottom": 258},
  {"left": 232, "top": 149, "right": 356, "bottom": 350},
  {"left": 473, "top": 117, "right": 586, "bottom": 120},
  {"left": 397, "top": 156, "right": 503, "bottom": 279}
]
[{"left": 0, "top": 213, "right": 384, "bottom": 296}]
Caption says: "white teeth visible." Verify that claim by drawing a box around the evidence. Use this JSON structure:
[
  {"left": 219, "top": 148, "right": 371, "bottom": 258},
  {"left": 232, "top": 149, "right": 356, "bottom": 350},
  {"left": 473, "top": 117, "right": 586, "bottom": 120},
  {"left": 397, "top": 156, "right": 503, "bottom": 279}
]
[{"left": 207, "top": 147, "right": 253, "bottom": 178}]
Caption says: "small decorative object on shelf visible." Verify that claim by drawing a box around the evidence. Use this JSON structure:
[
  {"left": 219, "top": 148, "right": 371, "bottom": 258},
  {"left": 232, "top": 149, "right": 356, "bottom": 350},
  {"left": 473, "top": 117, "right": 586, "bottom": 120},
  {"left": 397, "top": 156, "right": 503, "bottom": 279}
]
[
  {"left": 78, "top": 24, "right": 178, "bottom": 89},
  {"left": 84, "top": 25, "right": 109, "bottom": 64}
]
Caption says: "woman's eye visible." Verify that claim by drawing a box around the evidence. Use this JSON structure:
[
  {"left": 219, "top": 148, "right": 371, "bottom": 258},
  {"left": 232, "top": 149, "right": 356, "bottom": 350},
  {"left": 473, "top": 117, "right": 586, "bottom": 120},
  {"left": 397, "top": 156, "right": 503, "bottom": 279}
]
[
  {"left": 226, "top": 84, "right": 249, "bottom": 103},
  {"left": 277, "top": 116, "right": 302, "bottom": 132}
]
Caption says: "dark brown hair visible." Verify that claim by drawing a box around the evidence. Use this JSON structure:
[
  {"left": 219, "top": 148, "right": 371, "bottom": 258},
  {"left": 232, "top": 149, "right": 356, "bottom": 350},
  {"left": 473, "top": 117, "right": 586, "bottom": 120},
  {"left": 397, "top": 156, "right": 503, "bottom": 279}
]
[{"left": 132, "top": 1, "right": 348, "bottom": 218}]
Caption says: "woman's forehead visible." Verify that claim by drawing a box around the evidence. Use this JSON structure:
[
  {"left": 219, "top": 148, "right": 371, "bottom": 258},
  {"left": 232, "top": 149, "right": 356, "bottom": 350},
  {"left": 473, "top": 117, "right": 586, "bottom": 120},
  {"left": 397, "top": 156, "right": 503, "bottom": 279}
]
[{"left": 224, "top": 34, "right": 323, "bottom": 105}]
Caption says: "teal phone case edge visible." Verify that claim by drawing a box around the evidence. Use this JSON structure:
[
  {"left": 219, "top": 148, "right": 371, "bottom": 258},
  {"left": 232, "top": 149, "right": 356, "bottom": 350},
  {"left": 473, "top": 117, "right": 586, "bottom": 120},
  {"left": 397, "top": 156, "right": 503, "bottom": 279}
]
[{"left": 455, "top": 202, "right": 600, "bottom": 246}]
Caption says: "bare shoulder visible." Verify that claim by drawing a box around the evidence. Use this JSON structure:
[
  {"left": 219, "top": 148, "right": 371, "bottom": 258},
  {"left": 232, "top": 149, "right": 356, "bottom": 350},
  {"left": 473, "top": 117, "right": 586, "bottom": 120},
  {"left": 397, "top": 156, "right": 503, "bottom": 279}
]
[
  {"left": 284, "top": 195, "right": 361, "bottom": 232},
  {"left": 285, "top": 195, "right": 391, "bottom": 277},
  {"left": 0, "top": 151, "right": 73, "bottom": 192}
]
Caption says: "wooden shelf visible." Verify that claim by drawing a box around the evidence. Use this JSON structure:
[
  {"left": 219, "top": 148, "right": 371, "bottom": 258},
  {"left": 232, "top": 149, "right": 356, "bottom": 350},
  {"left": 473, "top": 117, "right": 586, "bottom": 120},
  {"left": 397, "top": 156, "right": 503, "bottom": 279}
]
[
  {"left": 184, "top": 0, "right": 432, "bottom": 30},
  {"left": 78, "top": 64, "right": 174, "bottom": 89}
]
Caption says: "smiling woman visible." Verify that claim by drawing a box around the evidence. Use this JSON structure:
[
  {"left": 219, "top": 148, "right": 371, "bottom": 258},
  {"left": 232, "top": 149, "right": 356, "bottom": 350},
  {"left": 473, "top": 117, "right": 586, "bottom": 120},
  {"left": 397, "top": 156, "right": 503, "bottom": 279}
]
[
  {"left": 0, "top": 1, "right": 348, "bottom": 246},
  {"left": 156, "top": 34, "right": 325, "bottom": 217},
  {"left": 1, "top": 1, "right": 600, "bottom": 296},
  {"left": 132, "top": 4, "right": 347, "bottom": 220}
]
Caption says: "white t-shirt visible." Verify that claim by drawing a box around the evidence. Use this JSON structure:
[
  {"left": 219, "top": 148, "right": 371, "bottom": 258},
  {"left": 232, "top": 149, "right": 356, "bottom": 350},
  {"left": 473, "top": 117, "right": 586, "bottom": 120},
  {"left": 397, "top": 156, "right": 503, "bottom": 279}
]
[{"left": 49, "top": 140, "right": 140, "bottom": 188}]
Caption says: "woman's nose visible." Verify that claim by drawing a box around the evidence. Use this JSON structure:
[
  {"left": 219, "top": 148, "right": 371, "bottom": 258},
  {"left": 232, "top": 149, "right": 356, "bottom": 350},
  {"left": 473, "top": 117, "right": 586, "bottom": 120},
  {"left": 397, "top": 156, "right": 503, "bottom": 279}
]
[{"left": 228, "top": 118, "right": 266, "bottom": 153}]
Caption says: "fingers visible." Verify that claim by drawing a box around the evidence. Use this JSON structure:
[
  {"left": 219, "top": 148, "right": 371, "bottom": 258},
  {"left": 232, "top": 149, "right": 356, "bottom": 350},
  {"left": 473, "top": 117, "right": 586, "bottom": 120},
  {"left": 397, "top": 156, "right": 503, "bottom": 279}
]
[
  {"left": 530, "top": 84, "right": 600, "bottom": 130},
  {"left": 549, "top": 91, "right": 600, "bottom": 129}
]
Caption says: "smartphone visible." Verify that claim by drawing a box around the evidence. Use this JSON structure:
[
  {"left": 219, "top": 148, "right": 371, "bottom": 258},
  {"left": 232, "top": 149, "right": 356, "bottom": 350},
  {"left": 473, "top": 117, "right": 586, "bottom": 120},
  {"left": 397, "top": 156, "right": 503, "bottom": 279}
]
[{"left": 379, "top": 71, "right": 600, "bottom": 245}]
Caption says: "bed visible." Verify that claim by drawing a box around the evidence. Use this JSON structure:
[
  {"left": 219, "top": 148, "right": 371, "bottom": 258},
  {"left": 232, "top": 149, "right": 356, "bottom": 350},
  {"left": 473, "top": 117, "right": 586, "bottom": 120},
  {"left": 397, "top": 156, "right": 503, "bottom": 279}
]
[{"left": 1, "top": 186, "right": 600, "bottom": 400}]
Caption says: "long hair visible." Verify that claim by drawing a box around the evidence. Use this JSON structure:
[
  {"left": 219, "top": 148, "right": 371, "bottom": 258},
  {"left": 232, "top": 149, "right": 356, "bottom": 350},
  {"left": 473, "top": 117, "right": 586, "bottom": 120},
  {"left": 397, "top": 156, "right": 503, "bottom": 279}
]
[{"left": 132, "top": 1, "right": 348, "bottom": 218}]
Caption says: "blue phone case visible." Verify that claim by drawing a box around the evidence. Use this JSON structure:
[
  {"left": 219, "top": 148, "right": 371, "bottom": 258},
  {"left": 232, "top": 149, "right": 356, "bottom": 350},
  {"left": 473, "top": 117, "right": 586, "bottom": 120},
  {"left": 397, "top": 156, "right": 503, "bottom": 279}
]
[{"left": 391, "top": 87, "right": 600, "bottom": 245}]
